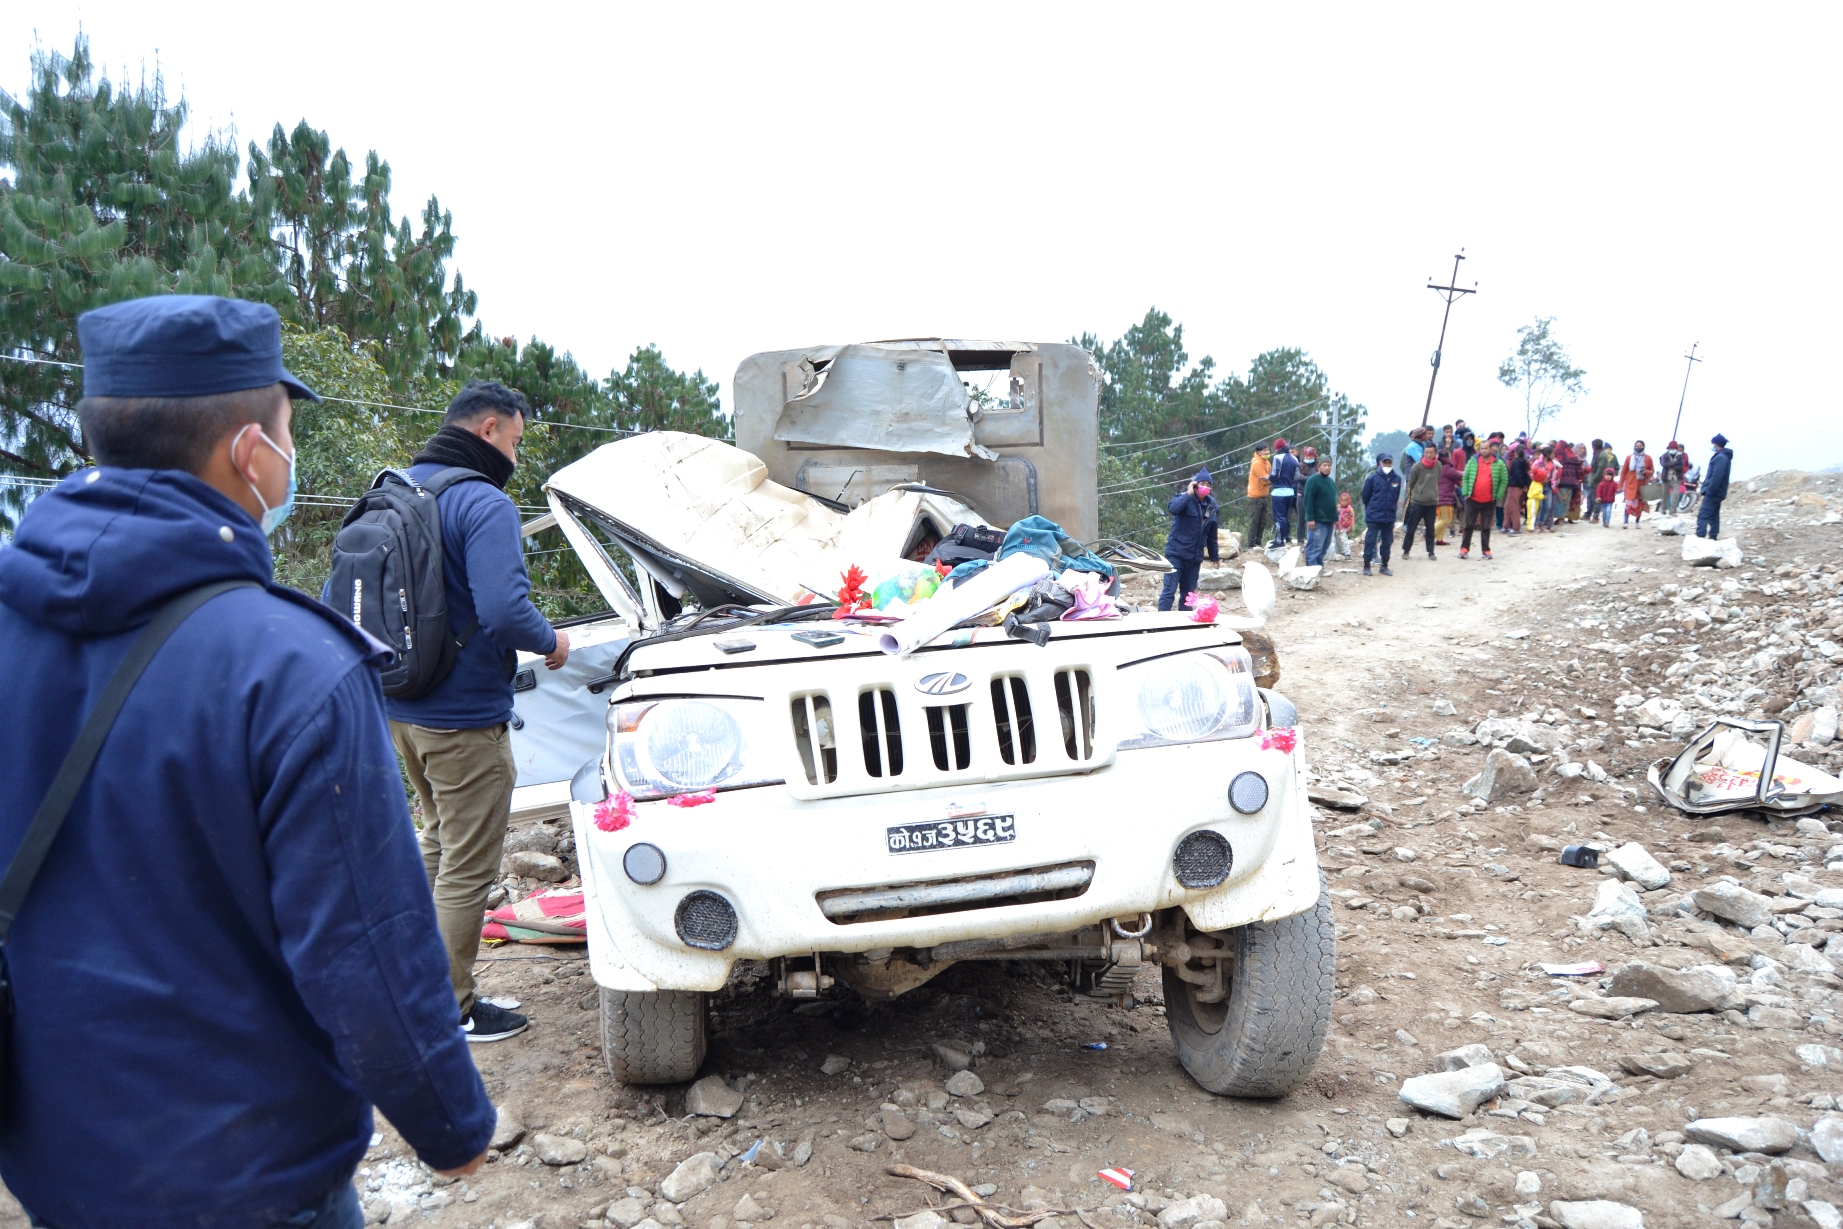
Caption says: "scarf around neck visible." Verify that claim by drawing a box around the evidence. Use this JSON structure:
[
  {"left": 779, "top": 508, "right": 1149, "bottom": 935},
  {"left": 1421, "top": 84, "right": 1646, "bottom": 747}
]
[{"left": 412, "top": 425, "right": 516, "bottom": 489}]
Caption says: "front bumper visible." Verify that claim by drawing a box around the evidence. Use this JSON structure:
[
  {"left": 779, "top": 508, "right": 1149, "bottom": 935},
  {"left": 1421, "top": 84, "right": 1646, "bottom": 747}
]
[{"left": 572, "top": 735, "right": 1320, "bottom": 993}]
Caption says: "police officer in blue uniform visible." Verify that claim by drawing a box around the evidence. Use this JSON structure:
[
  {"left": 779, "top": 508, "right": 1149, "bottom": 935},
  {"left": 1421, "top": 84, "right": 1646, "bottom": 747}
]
[{"left": 0, "top": 296, "right": 494, "bottom": 1228}]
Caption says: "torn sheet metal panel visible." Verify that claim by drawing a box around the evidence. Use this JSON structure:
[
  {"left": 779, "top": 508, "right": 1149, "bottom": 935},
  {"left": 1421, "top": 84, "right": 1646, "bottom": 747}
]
[
  {"left": 1648, "top": 717, "right": 1843, "bottom": 816},
  {"left": 775, "top": 344, "right": 994, "bottom": 459},
  {"left": 544, "top": 431, "right": 987, "bottom": 615}
]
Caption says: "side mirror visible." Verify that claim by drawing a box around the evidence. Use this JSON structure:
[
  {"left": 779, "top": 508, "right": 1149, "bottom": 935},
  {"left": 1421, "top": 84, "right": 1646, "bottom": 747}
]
[
  {"left": 1233, "top": 560, "right": 1276, "bottom": 628},
  {"left": 570, "top": 756, "right": 608, "bottom": 804}
]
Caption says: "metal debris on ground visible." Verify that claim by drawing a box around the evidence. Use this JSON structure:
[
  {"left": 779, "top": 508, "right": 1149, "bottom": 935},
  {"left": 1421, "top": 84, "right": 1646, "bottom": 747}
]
[{"left": 1648, "top": 717, "right": 1843, "bottom": 816}]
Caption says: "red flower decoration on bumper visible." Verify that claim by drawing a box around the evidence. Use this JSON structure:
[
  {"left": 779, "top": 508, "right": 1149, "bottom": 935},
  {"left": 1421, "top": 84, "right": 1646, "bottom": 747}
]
[
  {"left": 594, "top": 790, "right": 635, "bottom": 832},
  {"left": 1260, "top": 727, "right": 1298, "bottom": 754}
]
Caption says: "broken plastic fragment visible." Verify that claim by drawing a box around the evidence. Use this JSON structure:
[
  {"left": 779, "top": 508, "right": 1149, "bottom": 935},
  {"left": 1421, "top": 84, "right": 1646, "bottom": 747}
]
[
  {"left": 595, "top": 790, "right": 635, "bottom": 832},
  {"left": 1098, "top": 1167, "right": 1134, "bottom": 1191}
]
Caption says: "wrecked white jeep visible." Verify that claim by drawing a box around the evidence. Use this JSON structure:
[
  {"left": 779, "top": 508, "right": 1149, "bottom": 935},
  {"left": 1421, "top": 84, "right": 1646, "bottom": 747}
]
[{"left": 514, "top": 342, "right": 1332, "bottom": 1098}]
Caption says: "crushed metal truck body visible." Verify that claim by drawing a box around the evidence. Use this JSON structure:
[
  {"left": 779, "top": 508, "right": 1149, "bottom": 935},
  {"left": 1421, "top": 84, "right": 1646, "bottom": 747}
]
[{"left": 502, "top": 340, "right": 1331, "bottom": 1098}]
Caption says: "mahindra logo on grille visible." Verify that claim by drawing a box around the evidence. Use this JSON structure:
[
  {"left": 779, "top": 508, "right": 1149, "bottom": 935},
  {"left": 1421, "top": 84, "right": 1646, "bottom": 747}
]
[{"left": 915, "top": 671, "right": 972, "bottom": 696}]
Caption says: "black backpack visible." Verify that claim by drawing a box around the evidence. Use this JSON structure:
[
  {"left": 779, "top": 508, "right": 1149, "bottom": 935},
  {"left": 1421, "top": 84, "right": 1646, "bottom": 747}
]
[
  {"left": 325, "top": 468, "right": 489, "bottom": 699},
  {"left": 924, "top": 523, "right": 1006, "bottom": 569}
]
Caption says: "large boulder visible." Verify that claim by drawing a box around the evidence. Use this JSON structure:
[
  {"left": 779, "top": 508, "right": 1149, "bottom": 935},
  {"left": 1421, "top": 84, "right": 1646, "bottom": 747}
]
[
  {"left": 1283, "top": 564, "right": 1321, "bottom": 590},
  {"left": 1605, "top": 843, "right": 1671, "bottom": 891},
  {"left": 1691, "top": 882, "right": 1776, "bottom": 930},
  {"left": 1398, "top": 1063, "right": 1506, "bottom": 1118},
  {"left": 1547, "top": 1201, "right": 1644, "bottom": 1229},
  {"left": 1462, "top": 748, "right": 1539, "bottom": 801},
  {"left": 1195, "top": 566, "right": 1242, "bottom": 591},
  {"left": 1605, "top": 963, "right": 1732, "bottom": 1014},
  {"left": 1685, "top": 1116, "right": 1798, "bottom": 1154},
  {"left": 1682, "top": 536, "right": 1743, "bottom": 568}
]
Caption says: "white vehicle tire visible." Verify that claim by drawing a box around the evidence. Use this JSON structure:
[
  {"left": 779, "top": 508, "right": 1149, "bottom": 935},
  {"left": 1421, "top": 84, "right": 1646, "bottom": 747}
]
[
  {"left": 1162, "top": 887, "right": 1334, "bottom": 1097},
  {"left": 600, "top": 987, "right": 707, "bottom": 1085}
]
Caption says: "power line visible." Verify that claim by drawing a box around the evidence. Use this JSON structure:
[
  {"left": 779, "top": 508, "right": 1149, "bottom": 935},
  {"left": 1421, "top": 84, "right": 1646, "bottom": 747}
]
[
  {"left": 0, "top": 353, "right": 639, "bottom": 436},
  {"left": 1098, "top": 394, "right": 1331, "bottom": 455},
  {"left": 0, "top": 472, "right": 548, "bottom": 515}
]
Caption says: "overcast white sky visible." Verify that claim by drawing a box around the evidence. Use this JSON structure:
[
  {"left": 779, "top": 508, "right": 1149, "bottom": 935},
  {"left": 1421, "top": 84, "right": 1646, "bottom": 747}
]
[{"left": 8, "top": 3, "right": 1838, "bottom": 477}]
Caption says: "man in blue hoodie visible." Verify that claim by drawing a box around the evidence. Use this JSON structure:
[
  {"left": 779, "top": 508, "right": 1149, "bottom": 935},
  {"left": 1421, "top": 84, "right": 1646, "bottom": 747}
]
[
  {"left": 0, "top": 295, "right": 494, "bottom": 1228},
  {"left": 1159, "top": 469, "right": 1212, "bottom": 611},
  {"left": 372, "top": 382, "right": 568, "bottom": 1044},
  {"left": 1697, "top": 433, "right": 1733, "bottom": 539},
  {"left": 1268, "top": 438, "right": 1300, "bottom": 548}
]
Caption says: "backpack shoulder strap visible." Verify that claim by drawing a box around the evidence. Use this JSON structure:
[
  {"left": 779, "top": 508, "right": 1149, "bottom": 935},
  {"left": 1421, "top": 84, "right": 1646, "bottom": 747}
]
[
  {"left": 0, "top": 579, "right": 260, "bottom": 946},
  {"left": 419, "top": 467, "right": 494, "bottom": 498}
]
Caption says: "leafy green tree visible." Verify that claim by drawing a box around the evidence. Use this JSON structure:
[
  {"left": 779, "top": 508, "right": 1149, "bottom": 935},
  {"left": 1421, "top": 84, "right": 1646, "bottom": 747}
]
[
  {"left": 1084, "top": 312, "right": 1366, "bottom": 545},
  {"left": 1497, "top": 316, "right": 1586, "bottom": 440},
  {"left": 247, "top": 121, "right": 476, "bottom": 385},
  {"left": 0, "top": 36, "right": 285, "bottom": 525},
  {"left": 607, "top": 343, "right": 726, "bottom": 437}
]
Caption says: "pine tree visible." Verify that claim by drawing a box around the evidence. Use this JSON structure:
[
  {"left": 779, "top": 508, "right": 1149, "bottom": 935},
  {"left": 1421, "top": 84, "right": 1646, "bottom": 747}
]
[{"left": 0, "top": 36, "right": 284, "bottom": 523}]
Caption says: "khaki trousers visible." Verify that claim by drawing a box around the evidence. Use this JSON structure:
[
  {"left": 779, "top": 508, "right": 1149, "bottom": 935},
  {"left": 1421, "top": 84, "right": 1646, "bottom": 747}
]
[{"left": 390, "top": 721, "right": 517, "bottom": 1016}]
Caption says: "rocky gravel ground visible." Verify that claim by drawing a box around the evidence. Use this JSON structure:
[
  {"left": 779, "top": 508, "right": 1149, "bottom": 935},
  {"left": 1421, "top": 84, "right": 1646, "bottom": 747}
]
[{"left": 7, "top": 469, "right": 1843, "bottom": 1229}]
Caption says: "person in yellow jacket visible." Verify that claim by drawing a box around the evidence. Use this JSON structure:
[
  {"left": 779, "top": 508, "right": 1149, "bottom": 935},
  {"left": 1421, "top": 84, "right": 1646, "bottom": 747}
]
[{"left": 1245, "top": 444, "right": 1272, "bottom": 550}]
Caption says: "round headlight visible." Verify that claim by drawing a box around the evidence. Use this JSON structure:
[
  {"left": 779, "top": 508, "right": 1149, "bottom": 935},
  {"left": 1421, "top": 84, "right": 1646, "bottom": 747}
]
[
  {"left": 1228, "top": 770, "right": 1270, "bottom": 814},
  {"left": 1136, "top": 656, "right": 1230, "bottom": 741},
  {"left": 646, "top": 701, "right": 744, "bottom": 788}
]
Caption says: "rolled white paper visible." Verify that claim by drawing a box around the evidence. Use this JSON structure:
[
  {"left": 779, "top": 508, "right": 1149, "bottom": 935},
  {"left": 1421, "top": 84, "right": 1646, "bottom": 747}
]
[{"left": 877, "top": 553, "right": 1051, "bottom": 656}]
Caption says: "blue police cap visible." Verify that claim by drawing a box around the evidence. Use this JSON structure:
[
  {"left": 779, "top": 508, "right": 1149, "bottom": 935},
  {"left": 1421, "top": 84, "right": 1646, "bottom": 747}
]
[{"left": 77, "top": 295, "right": 320, "bottom": 402}]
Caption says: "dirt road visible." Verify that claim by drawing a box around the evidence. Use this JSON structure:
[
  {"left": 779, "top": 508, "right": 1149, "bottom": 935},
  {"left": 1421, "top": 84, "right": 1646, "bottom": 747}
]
[{"left": 8, "top": 472, "right": 1843, "bottom": 1229}]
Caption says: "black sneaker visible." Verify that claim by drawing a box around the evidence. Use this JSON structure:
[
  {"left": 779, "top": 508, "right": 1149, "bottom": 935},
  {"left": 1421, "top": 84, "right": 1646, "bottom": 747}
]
[
  {"left": 463, "top": 999, "right": 529, "bottom": 1042},
  {"left": 1379, "top": 565, "right": 1393, "bottom": 576}
]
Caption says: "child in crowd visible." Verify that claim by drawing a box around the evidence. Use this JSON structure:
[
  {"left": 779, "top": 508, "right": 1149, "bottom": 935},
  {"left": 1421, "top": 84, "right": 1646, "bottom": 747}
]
[
  {"left": 1594, "top": 467, "right": 1618, "bottom": 526},
  {"left": 1333, "top": 490, "right": 1354, "bottom": 559}
]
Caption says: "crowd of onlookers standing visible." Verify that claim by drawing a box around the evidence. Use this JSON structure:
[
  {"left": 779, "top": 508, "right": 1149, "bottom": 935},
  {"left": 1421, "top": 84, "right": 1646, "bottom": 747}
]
[{"left": 1157, "top": 419, "right": 1736, "bottom": 608}]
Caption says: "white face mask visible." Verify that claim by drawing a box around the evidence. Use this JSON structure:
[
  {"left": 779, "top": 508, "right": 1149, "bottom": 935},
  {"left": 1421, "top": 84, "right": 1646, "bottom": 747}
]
[{"left": 1380, "top": 465, "right": 1393, "bottom": 475}]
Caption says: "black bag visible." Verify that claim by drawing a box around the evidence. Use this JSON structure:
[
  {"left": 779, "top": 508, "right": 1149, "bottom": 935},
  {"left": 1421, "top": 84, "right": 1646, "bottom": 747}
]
[
  {"left": 0, "top": 579, "right": 257, "bottom": 1117},
  {"left": 924, "top": 523, "right": 1005, "bottom": 569},
  {"left": 325, "top": 468, "right": 489, "bottom": 699}
]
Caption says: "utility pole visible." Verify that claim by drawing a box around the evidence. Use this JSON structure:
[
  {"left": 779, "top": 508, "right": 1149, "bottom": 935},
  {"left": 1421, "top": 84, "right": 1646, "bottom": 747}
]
[
  {"left": 1420, "top": 250, "right": 1478, "bottom": 428},
  {"left": 1669, "top": 342, "right": 1702, "bottom": 445}
]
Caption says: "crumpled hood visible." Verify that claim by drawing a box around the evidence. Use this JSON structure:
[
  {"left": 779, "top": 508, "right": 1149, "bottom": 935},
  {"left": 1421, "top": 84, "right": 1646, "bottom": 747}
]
[{"left": 0, "top": 468, "right": 272, "bottom": 636}]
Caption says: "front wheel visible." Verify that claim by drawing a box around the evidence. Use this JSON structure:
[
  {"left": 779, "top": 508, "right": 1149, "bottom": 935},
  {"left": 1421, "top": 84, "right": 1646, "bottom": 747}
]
[
  {"left": 1163, "top": 888, "right": 1335, "bottom": 1097},
  {"left": 600, "top": 987, "right": 708, "bottom": 1084}
]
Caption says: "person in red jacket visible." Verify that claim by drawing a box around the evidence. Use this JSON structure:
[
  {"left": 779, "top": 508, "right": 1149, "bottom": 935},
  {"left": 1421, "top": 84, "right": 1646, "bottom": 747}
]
[
  {"left": 1621, "top": 441, "right": 1655, "bottom": 527},
  {"left": 1593, "top": 467, "right": 1619, "bottom": 527},
  {"left": 1555, "top": 440, "right": 1584, "bottom": 524}
]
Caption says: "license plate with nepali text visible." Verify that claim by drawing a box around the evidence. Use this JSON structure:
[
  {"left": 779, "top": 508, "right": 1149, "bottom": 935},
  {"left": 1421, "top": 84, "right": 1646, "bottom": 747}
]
[{"left": 886, "top": 814, "right": 1016, "bottom": 854}]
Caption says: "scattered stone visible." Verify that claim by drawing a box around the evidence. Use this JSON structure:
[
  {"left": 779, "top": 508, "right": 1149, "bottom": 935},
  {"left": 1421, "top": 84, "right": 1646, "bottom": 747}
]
[
  {"left": 1398, "top": 1063, "right": 1507, "bottom": 1119},
  {"left": 1783, "top": 943, "right": 1838, "bottom": 976},
  {"left": 1454, "top": 1192, "right": 1489, "bottom": 1218},
  {"left": 1401, "top": 875, "right": 1438, "bottom": 893},
  {"left": 847, "top": 1133, "right": 880, "bottom": 1152},
  {"left": 1806, "top": 1201, "right": 1843, "bottom": 1229},
  {"left": 1386, "top": 1118, "right": 1411, "bottom": 1137},
  {"left": 893, "top": 1213, "right": 947, "bottom": 1229},
  {"left": 1569, "top": 996, "right": 1657, "bottom": 1020},
  {"left": 820, "top": 1054, "right": 851, "bottom": 1076},
  {"left": 1682, "top": 536, "right": 1744, "bottom": 569},
  {"left": 1308, "top": 786, "right": 1369, "bottom": 809},
  {"left": 1516, "top": 1172, "right": 1542, "bottom": 1196},
  {"left": 1156, "top": 1195, "right": 1228, "bottom": 1229},
  {"left": 944, "top": 1070, "right": 984, "bottom": 1098},
  {"left": 1685, "top": 1116, "right": 1798, "bottom": 1154},
  {"left": 1437, "top": 1044, "right": 1495, "bottom": 1071},
  {"left": 953, "top": 1106, "right": 992, "bottom": 1130},
  {"left": 1605, "top": 843, "right": 1672, "bottom": 891},
  {"left": 1811, "top": 1114, "right": 1843, "bottom": 1164},
  {"left": 881, "top": 1108, "right": 916, "bottom": 1140},
  {"left": 1606, "top": 962, "right": 1732, "bottom": 1014},
  {"left": 1463, "top": 749, "right": 1539, "bottom": 802},
  {"left": 1328, "top": 1166, "right": 1369, "bottom": 1194},
  {"left": 1581, "top": 880, "right": 1651, "bottom": 943},
  {"left": 532, "top": 1133, "right": 588, "bottom": 1165},
  {"left": 660, "top": 1153, "right": 722, "bottom": 1203},
  {"left": 607, "top": 1199, "right": 651, "bottom": 1229},
  {"left": 685, "top": 1075, "right": 745, "bottom": 1119},
  {"left": 733, "top": 1195, "right": 766, "bottom": 1222},
  {"left": 490, "top": 1107, "right": 526, "bottom": 1150},
  {"left": 1692, "top": 882, "right": 1777, "bottom": 929},
  {"left": 1433, "top": 699, "right": 1458, "bottom": 716},
  {"left": 505, "top": 850, "right": 568, "bottom": 882},
  {"left": 1617, "top": 1051, "right": 1692, "bottom": 1079},
  {"left": 931, "top": 1043, "right": 972, "bottom": 1072},
  {"left": 1446, "top": 1128, "right": 1537, "bottom": 1159},
  {"left": 1548, "top": 1200, "right": 1644, "bottom": 1229},
  {"left": 1798, "top": 1043, "right": 1843, "bottom": 1069}
]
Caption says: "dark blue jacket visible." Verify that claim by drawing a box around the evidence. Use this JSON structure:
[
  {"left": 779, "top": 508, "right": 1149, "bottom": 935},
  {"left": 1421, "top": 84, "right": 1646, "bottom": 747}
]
[
  {"left": 0, "top": 470, "right": 494, "bottom": 1228},
  {"left": 1360, "top": 466, "right": 1402, "bottom": 524},
  {"left": 1165, "top": 491, "right": 1209, "bottom": 562},
  {"left": 1270, "top": 451, "right": 1300, "bottom": 495},
  {"left": 370, "top": 462, "right": 556, "bottom": 729},
  {"left": 1702, "top": 447, "right": 1733, "bottom": 503}
]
